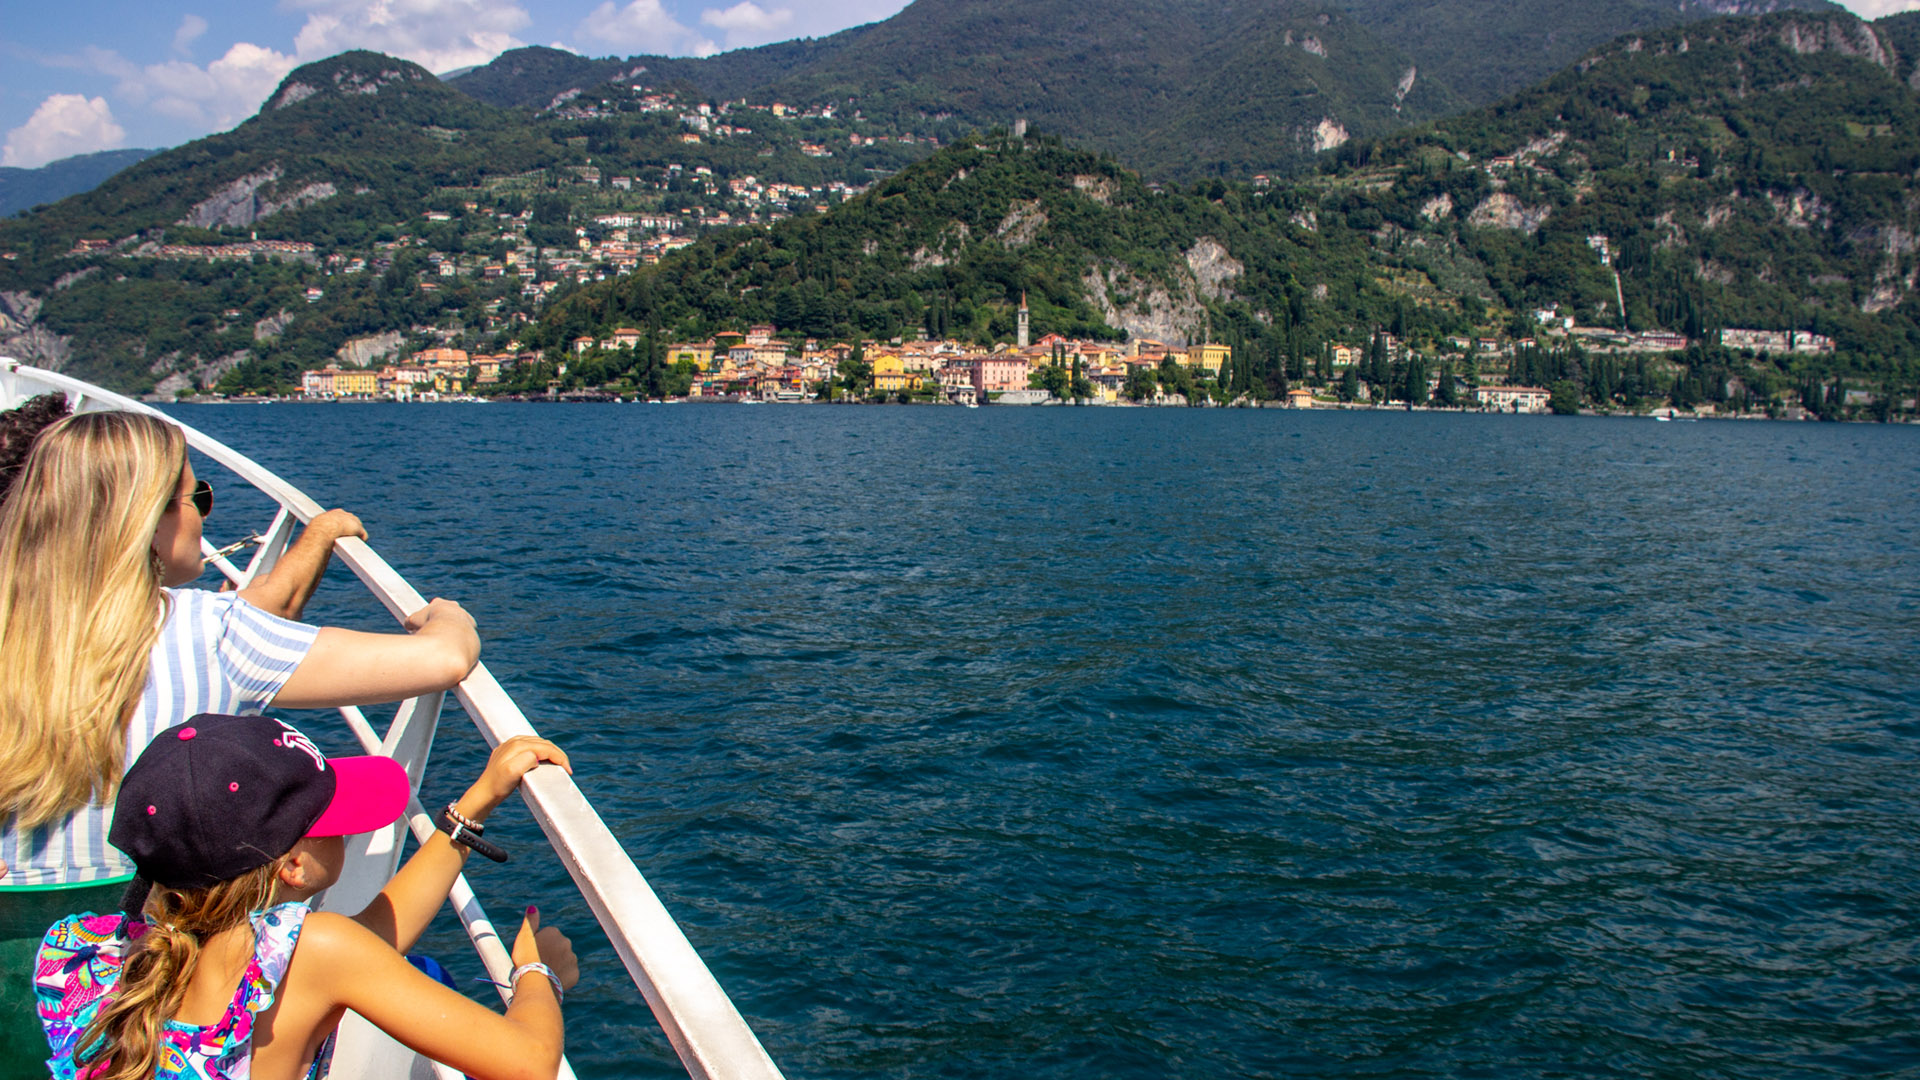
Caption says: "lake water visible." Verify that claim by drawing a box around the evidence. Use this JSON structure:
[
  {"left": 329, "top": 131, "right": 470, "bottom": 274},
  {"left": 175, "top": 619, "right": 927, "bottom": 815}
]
[{"left": 167, "top": 403, "right": 1920, "bottom": 1080}]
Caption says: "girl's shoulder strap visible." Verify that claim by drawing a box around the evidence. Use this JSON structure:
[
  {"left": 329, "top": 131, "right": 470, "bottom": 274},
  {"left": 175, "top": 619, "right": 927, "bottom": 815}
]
[
  {"left": 185, "top": 900, "right": 315, "bottom": 1076},
  {"left": 248, "top": 899, "right": 311, "bottom": 988}
]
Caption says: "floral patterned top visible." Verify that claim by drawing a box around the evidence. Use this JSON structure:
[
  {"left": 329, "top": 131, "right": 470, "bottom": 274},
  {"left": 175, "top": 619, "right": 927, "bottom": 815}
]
[{"left": 35, "top": 900, "right": 331, "bottom": 1080}]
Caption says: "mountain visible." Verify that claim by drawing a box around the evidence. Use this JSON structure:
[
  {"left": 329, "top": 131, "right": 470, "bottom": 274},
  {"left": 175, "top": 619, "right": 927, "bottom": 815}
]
[
  {"left": 447, "top": 0, "right": 1848, "bottom": 181},
  {"left": 527, "top": 9, "right": 1920, "bottom": 405},
  {"left": 0, "top": 50, "right": 944, "bottom": 392},
  {"left": 5, "top": 9, "right": 1918, "bottom": 403},
  {"left": 439, "top": 46, "right": 650, "bottom": 111},
  {"left": 0, "top": 52, "right": 556, "bottom": 390},
  {"left": 0, "top": 150, "right": 158, "bottom": 218},
  {"left": 1336, "top": 0, "right": 1844, "bottom": 106},
  {"left": 453, "top": 0, "right": 1464, "bottom": 181}
]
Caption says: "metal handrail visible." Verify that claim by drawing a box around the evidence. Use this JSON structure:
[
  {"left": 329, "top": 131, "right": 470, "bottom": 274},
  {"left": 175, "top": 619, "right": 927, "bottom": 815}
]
[{"left": 0, "top": 359, "right": 785, "bottom": 1080}]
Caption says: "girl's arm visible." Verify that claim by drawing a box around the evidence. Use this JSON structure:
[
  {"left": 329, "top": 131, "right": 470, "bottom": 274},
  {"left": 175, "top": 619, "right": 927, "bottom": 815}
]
[
  {"left": 269, "top": 598, "right": 480, "bottom": 709},
  {"left": 298, "top": 908, "right": 578, "bottom": 1080},
  {"left": 354, "top": 735, "right": 571, "bottom": 952}
]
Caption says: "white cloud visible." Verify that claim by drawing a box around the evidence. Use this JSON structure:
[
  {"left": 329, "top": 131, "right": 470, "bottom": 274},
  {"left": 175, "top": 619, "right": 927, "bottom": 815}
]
[
  {"left": 284, "top": 0, "right": 533, "bottom": 73},
  {"left": 575, "top": 0, "right": 716, "bottom": 55},
  {"left": 700, "top": 1, "right": 793, "bottom": 48},
  {"left": 173, "top": 15, "right": 211, "bottom": 56},
  {"left": 1837, "top": 0, "right": 1920, "bottom": 15},
  {"left": 3, "top": 94, "right": 127, "bottom": 168},
  {"left": 59, "top": 0, "right": 536, "bottom": 143},
  {"left": 124, "top": 42, "right": 301, "bottom": 128}
]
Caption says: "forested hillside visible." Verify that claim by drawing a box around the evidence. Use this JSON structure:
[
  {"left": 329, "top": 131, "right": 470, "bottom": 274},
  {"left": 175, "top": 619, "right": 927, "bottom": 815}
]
[
  {"left": 0, "top": 51, "right": 934, "bottom": 392},
  {"left": 1337, "top": 0, "right": 1841, "bottom": 105},
  {"left": 454, "top": 0, "right": 1462, "bottom": 181},
  {"left": 533, "top": 10, "right": 1920, "bottom": 407},
  {"left": 1343, "top": 10, "right": 1920, "bottom": 364},
  {"left": 449, "top": 0, "right": 1845, "bottom": 181}
]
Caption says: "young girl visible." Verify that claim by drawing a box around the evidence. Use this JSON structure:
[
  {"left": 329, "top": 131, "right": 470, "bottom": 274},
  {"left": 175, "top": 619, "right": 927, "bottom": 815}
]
[{"left": 35, "top": 714, "right": 577, "bottom": 1080}]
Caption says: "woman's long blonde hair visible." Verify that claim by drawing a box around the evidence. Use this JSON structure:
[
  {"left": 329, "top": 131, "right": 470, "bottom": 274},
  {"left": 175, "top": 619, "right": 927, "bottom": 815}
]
[
  {"left": 0, "top": 411, "right": 186, "bottom": 828},
  {"left": 78, "top": 862, "right": 284, "bottom": 1080}
]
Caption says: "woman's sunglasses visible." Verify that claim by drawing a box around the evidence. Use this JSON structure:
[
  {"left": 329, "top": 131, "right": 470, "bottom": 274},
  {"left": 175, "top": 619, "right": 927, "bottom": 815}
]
[{"left": 178, "top": 479, "right": 212, "bottom": 518}]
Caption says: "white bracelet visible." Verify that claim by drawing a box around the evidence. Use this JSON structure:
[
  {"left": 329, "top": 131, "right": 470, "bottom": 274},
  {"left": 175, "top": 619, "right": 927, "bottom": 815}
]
[{"left": 510, "top": 961, "right": 563, "bottom": 1004}]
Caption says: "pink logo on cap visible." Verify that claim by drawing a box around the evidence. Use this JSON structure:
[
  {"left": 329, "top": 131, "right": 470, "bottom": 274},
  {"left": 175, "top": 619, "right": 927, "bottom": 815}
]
[
  {"left": 271, "top": 720, "right": 327, "bottom": 772},
  {"left": 177, "top": 727, "right": 197, "bottom": 740}
]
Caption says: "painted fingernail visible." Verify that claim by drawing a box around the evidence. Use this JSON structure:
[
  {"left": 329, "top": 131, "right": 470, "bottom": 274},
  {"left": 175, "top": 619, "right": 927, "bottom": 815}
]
[{"left": 527, "top": 905, "right": 538, "bottom": 918}]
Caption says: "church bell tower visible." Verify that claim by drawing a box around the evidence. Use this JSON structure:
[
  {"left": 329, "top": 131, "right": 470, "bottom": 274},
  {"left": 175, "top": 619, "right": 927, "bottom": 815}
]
[{"left": 1017, "top": 292, "right": 1030, "bottom": 349}]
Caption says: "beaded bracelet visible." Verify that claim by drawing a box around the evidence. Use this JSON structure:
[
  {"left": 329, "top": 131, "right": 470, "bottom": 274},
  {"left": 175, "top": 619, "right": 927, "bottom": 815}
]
[
  {"left": 511, "top": 961, "right": 564, "bottom": 1004},
  {"left": 442, "top": 802, "right": 485, "bottom": 835}
]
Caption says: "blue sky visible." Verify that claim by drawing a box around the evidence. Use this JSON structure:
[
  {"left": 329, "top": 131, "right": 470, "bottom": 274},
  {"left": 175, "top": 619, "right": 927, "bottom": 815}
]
[{"left": 2, "top": 0, "right": 1913, "bottom": 168}]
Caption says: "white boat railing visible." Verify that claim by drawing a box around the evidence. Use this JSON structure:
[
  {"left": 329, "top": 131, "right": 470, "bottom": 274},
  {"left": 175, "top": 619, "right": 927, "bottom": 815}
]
[{"left": 0, "top": 359, "right": 786, "bottom": 1080}]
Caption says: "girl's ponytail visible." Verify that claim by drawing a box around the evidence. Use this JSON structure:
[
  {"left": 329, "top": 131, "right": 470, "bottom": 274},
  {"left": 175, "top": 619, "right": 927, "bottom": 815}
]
[{"left": 77, "top": 860, "right": 283, "bottom": 1080}]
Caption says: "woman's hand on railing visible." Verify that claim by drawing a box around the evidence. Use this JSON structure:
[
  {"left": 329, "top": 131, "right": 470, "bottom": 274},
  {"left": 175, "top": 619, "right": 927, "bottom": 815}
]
[
  {"left": 403, "top": 597, "right": 482, "bottom": 680},
  {"left": 404, "top": 596, "right": 474, "bottom": 633},
  {"left": 270, "top": 597, "right": 480, "bottom": 709}
]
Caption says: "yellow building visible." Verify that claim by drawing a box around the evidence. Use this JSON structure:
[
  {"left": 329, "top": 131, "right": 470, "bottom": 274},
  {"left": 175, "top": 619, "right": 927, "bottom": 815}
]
[
  {"left": 1184, "top": 343, "right": 1231, "bottom": 375},
  {"left": 870, "top": 353, "right": 908, "bottom": 393},
  {"left": 668, "top": 341, "right": 716, "bottom": 370},
  {"left": 332, "top": 369, "right": 378, "bottom": 396}
]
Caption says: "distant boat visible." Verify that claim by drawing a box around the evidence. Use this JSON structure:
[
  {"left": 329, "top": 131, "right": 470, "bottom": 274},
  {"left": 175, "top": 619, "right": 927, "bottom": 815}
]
[{"left": 1655, "top": 414, "right": 1671, "bottom": 422}]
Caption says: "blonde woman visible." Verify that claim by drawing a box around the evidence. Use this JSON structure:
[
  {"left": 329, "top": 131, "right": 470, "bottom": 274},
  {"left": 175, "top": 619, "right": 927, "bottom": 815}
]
[
  {"left": 0, "top": 411, "right": 480, "bottom": 1073},
  {"left": 0, "top": 391, "right": 365, "bottom": 625}
]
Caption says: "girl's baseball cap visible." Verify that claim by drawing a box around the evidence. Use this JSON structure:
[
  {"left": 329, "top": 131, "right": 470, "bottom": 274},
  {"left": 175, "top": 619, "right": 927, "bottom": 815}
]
[{"left": 109, "top": 714, "right": 410, "bottom": 889}]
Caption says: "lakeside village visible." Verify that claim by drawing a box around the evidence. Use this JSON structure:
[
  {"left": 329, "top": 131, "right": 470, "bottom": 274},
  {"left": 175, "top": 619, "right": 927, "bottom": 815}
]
[
  {"left": 290, "top": 292, "right": 1859, "bottom": 418},
  {"left": 24, "top": 76, "right": 1890, "bottom": 420}
]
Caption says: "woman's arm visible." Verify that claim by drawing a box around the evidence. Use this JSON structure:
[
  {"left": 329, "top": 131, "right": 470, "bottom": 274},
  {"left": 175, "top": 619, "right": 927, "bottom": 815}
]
[
  {"left": 297, "top": 910, "right": 576, "bottom": 1080},
  {"left": 354, "top": 735, "right": 571, "bottom": 952},
  {"left": 268, "top": 598, "right": 479, "bottom": 709},
  {"left": 236, "top": 509, "right": 365, "bottom": 620}
]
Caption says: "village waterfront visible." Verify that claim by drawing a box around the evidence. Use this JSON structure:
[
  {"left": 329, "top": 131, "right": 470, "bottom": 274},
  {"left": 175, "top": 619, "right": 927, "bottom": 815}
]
[{"left": 171, "top": 402, "right": 1920, "bottom": 1079}]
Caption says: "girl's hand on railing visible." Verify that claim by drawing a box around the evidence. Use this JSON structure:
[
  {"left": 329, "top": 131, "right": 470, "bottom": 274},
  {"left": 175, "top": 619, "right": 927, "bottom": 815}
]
[
  {"left": 461, "top": 735, "right": 572, "bottom": 821},
  {"left": 513, "top": 906, "right": 581, "bottom": 992}
]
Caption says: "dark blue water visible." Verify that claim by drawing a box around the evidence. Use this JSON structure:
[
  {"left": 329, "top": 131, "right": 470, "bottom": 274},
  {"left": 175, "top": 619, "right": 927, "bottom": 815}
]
[{"left": 167, "top": 404, "right": 1920, "bottom": 1079}]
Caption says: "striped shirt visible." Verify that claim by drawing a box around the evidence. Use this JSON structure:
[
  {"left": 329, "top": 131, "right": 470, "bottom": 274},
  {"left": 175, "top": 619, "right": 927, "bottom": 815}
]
[{"left": 1, "top": 589, "right": 319, "bottom": 887}]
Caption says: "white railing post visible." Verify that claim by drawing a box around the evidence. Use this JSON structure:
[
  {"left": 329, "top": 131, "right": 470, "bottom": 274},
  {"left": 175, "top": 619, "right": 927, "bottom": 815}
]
[{"left": 241, "top": 506, "right": 297, "bottom": 587}]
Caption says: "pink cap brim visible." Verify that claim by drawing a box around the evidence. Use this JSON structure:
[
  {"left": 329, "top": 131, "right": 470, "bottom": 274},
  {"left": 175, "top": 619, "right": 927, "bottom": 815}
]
[{"left": 306, "top": 755, "right": 410, "bottom": 837}]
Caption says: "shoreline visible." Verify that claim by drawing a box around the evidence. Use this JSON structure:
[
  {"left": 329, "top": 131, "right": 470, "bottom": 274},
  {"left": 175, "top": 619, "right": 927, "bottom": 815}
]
[{"left": 156, "top": 394, "right": 1915, "bottom": 422}]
